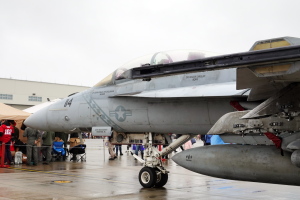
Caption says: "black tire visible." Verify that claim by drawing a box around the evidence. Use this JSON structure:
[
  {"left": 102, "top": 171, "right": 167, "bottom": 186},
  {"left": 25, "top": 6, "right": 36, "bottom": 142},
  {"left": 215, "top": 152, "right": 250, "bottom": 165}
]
[
  {"left": 154, "top": 172, "right": 168, "bottom": 188},
  {"left": 139, "top": 167, "right": 157, "bottom": 188}
]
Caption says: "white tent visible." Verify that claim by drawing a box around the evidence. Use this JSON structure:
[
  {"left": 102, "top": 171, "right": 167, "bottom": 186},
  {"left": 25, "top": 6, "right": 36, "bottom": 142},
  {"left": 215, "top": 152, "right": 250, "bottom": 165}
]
[
  {"left": 23, "top": 98, "right": 61, "bottom": 114},
  {"left": 0, "top": 103, "right": 31, "bottom": 120}
]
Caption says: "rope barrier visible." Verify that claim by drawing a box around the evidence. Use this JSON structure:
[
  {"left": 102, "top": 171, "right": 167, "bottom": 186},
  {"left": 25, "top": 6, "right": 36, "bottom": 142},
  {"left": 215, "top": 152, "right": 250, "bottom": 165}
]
[
  {"left": 0, "top": 142, "right": 129, "bottom": 167},
  {"left": 13, "top": 144, "right": 86, "bottom": 148},
  {"left": 12, "top": 144, "right": 106, "bottom": 150}
]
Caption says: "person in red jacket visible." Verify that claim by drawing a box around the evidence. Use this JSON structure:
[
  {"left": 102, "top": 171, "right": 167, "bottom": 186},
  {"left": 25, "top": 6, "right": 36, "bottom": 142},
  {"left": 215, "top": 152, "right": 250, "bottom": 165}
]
[{"left": 0, "top": 120, "right": 14, "bottom": 164}]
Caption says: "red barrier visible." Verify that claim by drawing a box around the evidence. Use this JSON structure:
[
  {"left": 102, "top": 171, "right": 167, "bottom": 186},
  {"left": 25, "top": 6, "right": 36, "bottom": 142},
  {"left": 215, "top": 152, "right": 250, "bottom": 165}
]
[{"left": 0, "top": 143, "right": 9, "bottom": 168}]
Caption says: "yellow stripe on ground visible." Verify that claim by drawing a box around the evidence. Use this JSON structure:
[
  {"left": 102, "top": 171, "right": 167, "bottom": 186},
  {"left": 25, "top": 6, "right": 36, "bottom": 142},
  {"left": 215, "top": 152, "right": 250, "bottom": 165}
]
[{"left": 8, "top": 166, "right": 132, "bottom": 184}]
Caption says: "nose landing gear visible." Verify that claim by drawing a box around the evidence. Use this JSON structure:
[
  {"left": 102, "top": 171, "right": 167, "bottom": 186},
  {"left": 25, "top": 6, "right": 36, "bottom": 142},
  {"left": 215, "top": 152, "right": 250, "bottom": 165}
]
[{"left": 136, "top": 132, "right": 192, "bottom": 188}]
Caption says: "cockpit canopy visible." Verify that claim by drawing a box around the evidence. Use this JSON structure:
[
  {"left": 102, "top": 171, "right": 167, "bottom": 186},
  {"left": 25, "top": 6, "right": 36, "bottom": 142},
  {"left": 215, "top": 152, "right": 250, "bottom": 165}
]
[{"left": 93, "top": 50, "right": 219, "bottom": 87}]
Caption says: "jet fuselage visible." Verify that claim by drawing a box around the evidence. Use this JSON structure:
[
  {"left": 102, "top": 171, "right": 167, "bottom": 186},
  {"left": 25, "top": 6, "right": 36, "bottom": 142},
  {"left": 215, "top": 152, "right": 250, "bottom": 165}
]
[{"left": 25, "top": 68, "right": 246, "bottom": 134}]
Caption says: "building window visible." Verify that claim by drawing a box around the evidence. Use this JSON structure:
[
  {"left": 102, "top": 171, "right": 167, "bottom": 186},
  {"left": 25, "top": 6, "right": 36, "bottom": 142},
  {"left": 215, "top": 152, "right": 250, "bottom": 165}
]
[
  {"left": 0, "top": 94, "right": 13, "bottom": 100},
  {"left": 28, "top": 96, "right": 42, "bottom": 102}
]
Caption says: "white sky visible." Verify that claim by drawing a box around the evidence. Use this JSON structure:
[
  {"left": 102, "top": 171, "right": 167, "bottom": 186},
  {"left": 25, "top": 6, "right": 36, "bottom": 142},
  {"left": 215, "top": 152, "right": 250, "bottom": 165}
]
[{"left": 1, "top": 0, "right": 300, "bottom": 87}]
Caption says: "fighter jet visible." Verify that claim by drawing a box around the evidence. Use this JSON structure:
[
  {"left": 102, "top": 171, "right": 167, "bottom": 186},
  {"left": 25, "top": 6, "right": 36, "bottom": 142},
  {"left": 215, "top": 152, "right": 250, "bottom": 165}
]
[{"left": 25, "top": 36, "right": 300, "bottom": 188}]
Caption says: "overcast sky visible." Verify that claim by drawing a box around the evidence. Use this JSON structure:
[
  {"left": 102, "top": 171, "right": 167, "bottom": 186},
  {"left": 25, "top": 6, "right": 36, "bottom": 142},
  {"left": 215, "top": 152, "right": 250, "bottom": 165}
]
[{"left": 1, "top": 0, "right": 300, "bottom": 87}]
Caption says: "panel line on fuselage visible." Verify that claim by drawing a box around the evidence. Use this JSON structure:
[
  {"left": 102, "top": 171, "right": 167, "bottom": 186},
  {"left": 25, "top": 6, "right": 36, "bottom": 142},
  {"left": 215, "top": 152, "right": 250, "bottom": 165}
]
[{"left": 83, "top": 92, "right": 125, "bottom": 132}]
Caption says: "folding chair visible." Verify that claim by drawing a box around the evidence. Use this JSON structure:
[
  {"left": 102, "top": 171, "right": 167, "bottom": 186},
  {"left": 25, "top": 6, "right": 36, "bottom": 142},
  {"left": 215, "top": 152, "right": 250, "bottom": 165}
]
[
  {"left": 69, "top": 144, "right": 86, "bottom": 162},
  {"left": 52, "top": 141, "right": 66, "bottom": 161}
]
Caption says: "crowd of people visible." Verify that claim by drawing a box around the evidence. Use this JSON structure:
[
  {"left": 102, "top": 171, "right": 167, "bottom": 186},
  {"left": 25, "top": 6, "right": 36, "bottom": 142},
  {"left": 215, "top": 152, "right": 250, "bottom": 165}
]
[
  {"left": 0, "top": 119, "right": 226, "bottom": 165},
  {"left": 106, "top": 133, "right": 226, "bottom": 161},
  {"left": 0, "top": 119, "right": 85, "bottom": 166}
]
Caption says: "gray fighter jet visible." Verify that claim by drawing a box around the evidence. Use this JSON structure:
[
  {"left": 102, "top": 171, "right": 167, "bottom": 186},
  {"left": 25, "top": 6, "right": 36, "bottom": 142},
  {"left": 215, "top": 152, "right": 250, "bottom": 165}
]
[{"left": 25, "top": 36, "right": 300, "bottom": 188}]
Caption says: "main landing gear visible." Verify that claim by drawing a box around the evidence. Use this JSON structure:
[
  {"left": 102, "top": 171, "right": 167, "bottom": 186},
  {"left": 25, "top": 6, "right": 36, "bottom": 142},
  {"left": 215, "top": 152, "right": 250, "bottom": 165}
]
[{"left": 134, "top": 132, "right": 192, "bottom": 188}]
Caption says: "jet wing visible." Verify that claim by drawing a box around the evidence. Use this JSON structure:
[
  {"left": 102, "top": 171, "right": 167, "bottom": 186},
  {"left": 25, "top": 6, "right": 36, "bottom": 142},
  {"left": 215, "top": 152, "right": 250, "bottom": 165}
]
[
  {"left": 128, "top": 37, "right": 300, "bottom": 101},
  {"left": 236, "top": 62, "right": 300, "bottom": 101},
  {"left": 113, "top": 82, "right": 249, "bottom": 98}
]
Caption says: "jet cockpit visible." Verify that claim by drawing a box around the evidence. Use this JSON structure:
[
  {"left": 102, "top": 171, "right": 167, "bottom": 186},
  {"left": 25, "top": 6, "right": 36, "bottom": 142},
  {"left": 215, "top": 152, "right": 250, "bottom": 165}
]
[{"left": 93, "top": 50, "right": 219, "bottom": 87}]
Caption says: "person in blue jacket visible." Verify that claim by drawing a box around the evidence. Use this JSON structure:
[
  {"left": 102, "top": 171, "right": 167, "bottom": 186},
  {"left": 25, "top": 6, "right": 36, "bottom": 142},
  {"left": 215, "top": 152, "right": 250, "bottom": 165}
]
[
  {"left": 211, "top": 135, "right": 227, "bottom": 145},
  {"left": 201, "top": 135, "right": 212, "bottom": 145}
]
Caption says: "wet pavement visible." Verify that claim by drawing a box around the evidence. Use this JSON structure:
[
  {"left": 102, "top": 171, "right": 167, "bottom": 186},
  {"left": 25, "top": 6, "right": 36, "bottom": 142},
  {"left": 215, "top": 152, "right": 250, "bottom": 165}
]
[{"left": 0, "top": 139, "right": 299, "bottom": 200}]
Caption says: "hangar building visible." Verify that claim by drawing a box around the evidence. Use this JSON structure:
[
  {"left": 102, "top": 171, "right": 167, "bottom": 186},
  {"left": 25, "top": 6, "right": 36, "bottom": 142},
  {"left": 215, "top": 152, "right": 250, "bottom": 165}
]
[{"left": 0, "top": 78, "right": 90, "bottom": 110}]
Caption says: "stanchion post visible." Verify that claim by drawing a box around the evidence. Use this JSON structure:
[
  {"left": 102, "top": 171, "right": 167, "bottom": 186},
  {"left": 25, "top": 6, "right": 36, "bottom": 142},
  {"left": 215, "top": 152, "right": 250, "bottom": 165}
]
[{"left": 103, "top": 138, "right": 105, "bottom": 161}]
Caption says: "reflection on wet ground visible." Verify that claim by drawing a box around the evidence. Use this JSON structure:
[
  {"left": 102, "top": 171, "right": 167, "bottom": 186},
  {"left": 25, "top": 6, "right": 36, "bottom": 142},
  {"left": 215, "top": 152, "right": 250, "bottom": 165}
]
[{"left": 0, "top": 139, "right": 299, "bottom": 199}]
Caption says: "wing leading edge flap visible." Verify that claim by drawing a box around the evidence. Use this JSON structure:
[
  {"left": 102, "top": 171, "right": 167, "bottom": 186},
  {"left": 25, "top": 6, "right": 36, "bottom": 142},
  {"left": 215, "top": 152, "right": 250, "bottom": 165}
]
[
  {"left": 112, "top": 82, "right": 249, "bottom": 98},
  {"left": 237, "top": 62, "right": 300, "bottom": 101}
]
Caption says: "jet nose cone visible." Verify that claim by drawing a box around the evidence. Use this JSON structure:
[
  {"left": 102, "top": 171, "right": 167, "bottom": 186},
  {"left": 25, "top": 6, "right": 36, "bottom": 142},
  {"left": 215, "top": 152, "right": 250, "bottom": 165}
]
[
  {"left": 171, "top": 151, "right": 186, "bottom": 165},
  {"left": 172, "top": 148, "right": 199, "bottom": 171},
  {"left": 24, "top": 107, "right": 48, "bottom": 130}
]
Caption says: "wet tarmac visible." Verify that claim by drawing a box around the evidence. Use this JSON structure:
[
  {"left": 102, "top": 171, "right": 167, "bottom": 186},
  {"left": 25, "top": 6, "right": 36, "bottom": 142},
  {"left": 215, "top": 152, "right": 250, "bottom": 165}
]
[{"left": 0, "top": 139, "right": 299, "bottom": 200}]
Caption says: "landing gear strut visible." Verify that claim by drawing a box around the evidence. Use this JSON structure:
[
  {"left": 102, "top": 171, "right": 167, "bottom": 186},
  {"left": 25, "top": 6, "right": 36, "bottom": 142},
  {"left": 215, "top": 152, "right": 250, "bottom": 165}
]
[{"left": 136, "top": 132, "right": 192, "bottom": 188}]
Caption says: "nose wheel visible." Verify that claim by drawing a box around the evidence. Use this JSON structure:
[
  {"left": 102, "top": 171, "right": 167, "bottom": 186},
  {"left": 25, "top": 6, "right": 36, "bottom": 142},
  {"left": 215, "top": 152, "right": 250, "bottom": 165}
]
[
  {"left": 138, "top": 167, "right": 169, "bottom": 188},
  {"left": 139, "top": 167, "right": 157, "bottom": 188},
  {"left": 155, "top": 169, "right": 168, "bottom": 188}
]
